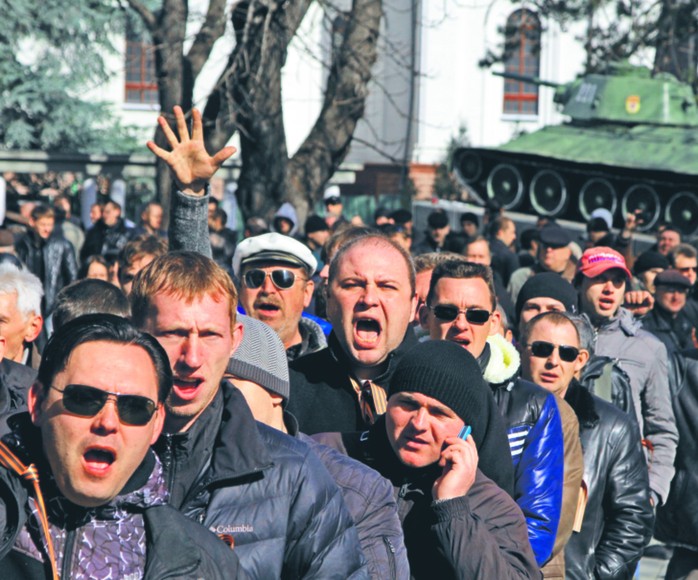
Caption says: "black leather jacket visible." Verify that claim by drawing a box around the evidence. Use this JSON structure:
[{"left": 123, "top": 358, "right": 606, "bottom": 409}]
[
  {"left": 655, "top": 351, "right": 698, "bottom": 550},
  {"left": 14, "top": 231, "right": 78, "bottom": 314},
  {"left": 563, "top": 380, "right": 654, "bottom": 580}
]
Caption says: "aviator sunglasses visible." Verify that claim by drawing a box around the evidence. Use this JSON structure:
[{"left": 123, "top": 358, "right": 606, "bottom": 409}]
[
  {"left": 51, "top": 384, "right": 157, "bottom": 426},
  {"left": 243, "top": 268, "right": 299, "bottom": 290},
  {"left": 527, "top": 341, "right": 580, "bottom": 363},
  {"left": 430, "top": 304, "right": 491, "bottom": 325}
]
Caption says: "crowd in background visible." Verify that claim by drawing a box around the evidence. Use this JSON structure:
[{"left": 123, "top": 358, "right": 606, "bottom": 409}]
[{"left": 0, "top": 108, "right": 696, "bottom": 579}]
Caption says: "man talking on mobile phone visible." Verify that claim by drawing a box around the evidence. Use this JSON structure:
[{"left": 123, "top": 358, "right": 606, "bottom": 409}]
[{"left": 315, "top": 340, "right": 540, "bottom": 579}]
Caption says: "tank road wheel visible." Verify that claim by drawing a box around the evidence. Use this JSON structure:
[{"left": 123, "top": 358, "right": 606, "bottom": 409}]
[
  {"left": 622, "top": 184, "right": 661, "bottom": 231},
  {"left": 486, "top": 164, "right": 525, "bottom": 209},
  {"left": 665, "top": 192, "right": 698, "bottom": 237},
  {"left": 579, "top": 178, "right": 618, "bottom": 221},
  {"left": 530, "top": 170, "right": 568, "bottom": 216},
  {"left": 453, "top": 150, "right": 483, "bottom": 184}
]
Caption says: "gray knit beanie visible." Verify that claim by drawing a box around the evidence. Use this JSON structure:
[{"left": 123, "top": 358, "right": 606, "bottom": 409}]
[{"left": 226, "top": 315, "right": 290, "bottom": 401}]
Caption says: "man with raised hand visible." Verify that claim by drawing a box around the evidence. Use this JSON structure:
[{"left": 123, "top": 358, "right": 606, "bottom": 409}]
[{"left": 0, "top": 314, "right": 243, "bottom": 578}]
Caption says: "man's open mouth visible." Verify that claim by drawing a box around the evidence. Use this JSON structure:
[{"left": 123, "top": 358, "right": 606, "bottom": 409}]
[
  {"left": 354, "top": 318, "right": 381, "bottom": 346},
  {"left": 83, "top": 446, "right": 116, "bottom": 475}
]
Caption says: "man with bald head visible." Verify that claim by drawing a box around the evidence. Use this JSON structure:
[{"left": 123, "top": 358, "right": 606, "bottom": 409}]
[{"left": 289, "top": 233, "right": 419, "bottom": 434}]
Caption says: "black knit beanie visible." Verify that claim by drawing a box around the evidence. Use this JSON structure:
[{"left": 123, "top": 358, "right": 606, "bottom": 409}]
[
  {"left": 515, "top": 272, "right": 578, "bottom": 321},
  {"left": 389, "top": 341, "right": 492, "bottom": 447},
  {"left": 388, "top": 340, "right": 514, "bottom": 494}
]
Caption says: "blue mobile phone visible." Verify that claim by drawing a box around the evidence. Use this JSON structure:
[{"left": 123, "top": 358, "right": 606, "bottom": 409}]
[{"left": 458, "top": 425, "right": 472, "bottom": 441}]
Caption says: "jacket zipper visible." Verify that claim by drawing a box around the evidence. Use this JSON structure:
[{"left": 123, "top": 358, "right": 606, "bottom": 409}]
[
  {"left": 383, "top": 536, "right": 397, "bottom": 579},
  {"left": 61, "top": 529, "right": 76, "bottom": 579},
  {"left": 160, "top": 434, "right": 176, "bottom": 495}
]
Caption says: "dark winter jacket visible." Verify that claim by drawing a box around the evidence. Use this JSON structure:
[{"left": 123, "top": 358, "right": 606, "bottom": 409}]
[
  {"left": 15, "top": 231, "right": 78, "bottom": 314},
  {"left": 154, "top": 383, "right": 367, "bottom": 579},
  {"left": 564, "top": 380, "right": 654, "bottom": 580},
  {"left": 655, "top": 351, "right": 698, "bottom": 550},
  {"left": 0, "top": 358, "right": 36, "bottom": 415},
  {"left": 0, "top": 415, "right": 243, "bottom": 580},
  {"left": 289, "top": 329, "right": 418, "bottom": 435},
  {"left": 80, "top": 218, "right": 133, "bottom": 262},
  {"left": 314, "top": 419, "right": 541, "bottom": 580},
  {"left": 287, "top": 317, "right": 328, "bottom": 362},
  {"left": 594, "top": 307, "right": 678, "bottom": 505},
  {"left": 480, "top": 335, "right": 564, "bottom": 567},
  {"left": 641, "top": 305, "right": 694, "bottom": 354},
  {"left": 490, "top": 238, "right": 520, "bottom": 287},
  {"left": 296, "top": 428, "right": 410, "bottom": 579}
]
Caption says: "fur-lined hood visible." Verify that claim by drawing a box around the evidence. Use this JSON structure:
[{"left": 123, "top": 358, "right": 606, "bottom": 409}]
[{"left": 482, "top": 334, "right": 521, "bottom": 385}]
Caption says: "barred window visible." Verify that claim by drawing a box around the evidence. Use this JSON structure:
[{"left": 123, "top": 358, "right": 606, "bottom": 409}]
[
  {"left": 125, "top": 23, "right": 158, "bottom": 105},
  {"left": 503, "top": 9, "right": 541, "bottom": 115}
]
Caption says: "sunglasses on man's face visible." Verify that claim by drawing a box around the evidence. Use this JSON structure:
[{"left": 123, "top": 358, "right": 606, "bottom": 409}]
[
  {"left": 430, "top": 304, "right": 491, "bottom": 325},
  {"left": 51, "top": 384, "right": 157, "bottom": 426},
  {"left": 527, "top": 341, "right": 580, "bottom": 363},
  {"left": 243, "top": 268, "right": 299, "bottom": 290}
]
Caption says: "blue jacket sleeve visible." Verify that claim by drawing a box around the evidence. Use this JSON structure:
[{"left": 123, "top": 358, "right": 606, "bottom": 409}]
[{"left": 514, "top": 393, "right": 564, "bottom": 566}]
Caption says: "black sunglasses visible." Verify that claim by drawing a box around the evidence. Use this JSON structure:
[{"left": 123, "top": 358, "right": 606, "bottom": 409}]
[
  {"left": 51, "top": 384, "right": 157, "bottom": 426},
  {"left": 430, "top": 304, "right": 491, "bottom": 325},
  {"left": 527, "top": 341, "right": 580, "bottom": 363},
  {"left": 243, "top": 268, "right": 298, "bottom": 290}
]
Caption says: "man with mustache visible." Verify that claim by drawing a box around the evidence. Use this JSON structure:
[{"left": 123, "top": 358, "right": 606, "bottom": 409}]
[{"left": 233, "top": 233, "right": 326, "bottom": 361}]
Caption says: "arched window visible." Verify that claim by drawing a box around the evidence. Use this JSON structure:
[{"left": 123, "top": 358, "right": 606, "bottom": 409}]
[
  {"left": 503, "top": 9, "right": 541, "bottom": 115},
  {"left": 125, "top": 21, "right": 158, "bottom": 105}
]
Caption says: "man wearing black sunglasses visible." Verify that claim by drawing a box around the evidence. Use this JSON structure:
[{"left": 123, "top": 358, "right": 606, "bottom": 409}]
[
  {"left": 419, "top": 258, "right": 565, "bottom": 568},
  {"left": 233, "top": 232, "right": 326, "bottom": 361},
  {"left": 520, "top": 311, "right": 653, "bottom": 579},
  {"left": 0, "top": 315, "right": 244, "bottom": 578}
]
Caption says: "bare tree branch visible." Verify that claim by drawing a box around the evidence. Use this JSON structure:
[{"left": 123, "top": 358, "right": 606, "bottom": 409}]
[{"left": 185, "top": 0, "right": 228, "bottom": 81}]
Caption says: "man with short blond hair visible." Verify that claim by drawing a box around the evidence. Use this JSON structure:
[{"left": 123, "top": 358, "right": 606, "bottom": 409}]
[{"left": 143, "top": 106, "right": 367, "bottom": 578}]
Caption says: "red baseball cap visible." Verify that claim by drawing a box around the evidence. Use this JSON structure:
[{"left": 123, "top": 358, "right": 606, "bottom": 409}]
[{"left": 577, "top": 247, "right": 632, "bottom": 280}]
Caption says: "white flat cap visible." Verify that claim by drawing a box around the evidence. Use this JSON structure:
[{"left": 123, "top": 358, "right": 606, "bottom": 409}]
[{"left": 233, "top": 232, "right": 318, "bottom": 276}]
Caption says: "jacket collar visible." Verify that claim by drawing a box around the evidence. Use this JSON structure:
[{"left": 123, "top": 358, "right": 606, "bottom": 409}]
[
  {"left": 206, "top": 382, "right": 274, "bottom": 484},
  {"left": 327, "top": 327, "right": 417, "bottom": 384},
  {"left": 564, "top": 379, "right": 599, "bottom": 429},
  {"left": 481, "top": 334, "right": 521, "bottom": 385}
]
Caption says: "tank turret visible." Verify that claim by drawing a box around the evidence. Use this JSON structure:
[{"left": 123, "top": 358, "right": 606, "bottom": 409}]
[{"left": 453, "top": 64, "right": 698, "bottom": 234}]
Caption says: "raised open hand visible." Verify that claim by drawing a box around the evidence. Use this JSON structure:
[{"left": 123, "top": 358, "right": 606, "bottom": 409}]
[{"left": 147, "top": 106, "right": 236, "bottom": 195}]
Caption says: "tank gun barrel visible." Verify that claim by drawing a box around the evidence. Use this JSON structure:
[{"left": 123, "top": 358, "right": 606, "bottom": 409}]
[{"left": 492, "top": 70, "right": 560, "bottom": 89}]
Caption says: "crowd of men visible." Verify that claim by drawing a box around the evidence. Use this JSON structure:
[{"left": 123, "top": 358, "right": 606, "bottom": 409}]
[{"left": 0, "top": 105, "right": 695, "bottom": 579}]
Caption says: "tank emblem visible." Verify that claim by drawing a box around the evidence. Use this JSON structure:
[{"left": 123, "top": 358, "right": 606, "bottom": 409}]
[{"left": 625, "top": 95, "right": 641, "bottom": 114}]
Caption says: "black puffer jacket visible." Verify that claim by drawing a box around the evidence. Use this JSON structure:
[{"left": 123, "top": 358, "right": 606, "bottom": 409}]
[
  {"left": 655, "top": 351, "right": 698, "bottom": 550},
  {"left": 14, "top": 231, "right": 78, "bottom": 314},
  {"left": 0, "top": 359, "right": 35, "bottom": 415},
  {"left": 155, "top": 384, "right": 367, "bottom": 579},
  {"left": 314, "top": 419, "right": 540, "bottom": 580},
  {"left": 563, "top": 380, "right": 654, "bottom": 580}
]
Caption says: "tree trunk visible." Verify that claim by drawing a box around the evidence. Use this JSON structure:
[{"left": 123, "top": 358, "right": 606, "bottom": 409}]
[
  {"left": 287, "top": 0, "right": 383, "bottom": 224},
  {"left": 129, "top": 0, "right": 227, "bottom": 224}
]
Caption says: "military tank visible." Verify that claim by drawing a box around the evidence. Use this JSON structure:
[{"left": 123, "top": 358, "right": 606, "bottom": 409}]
[{"left": 452, "top": 62, "right": 698, "bottom": 235}]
